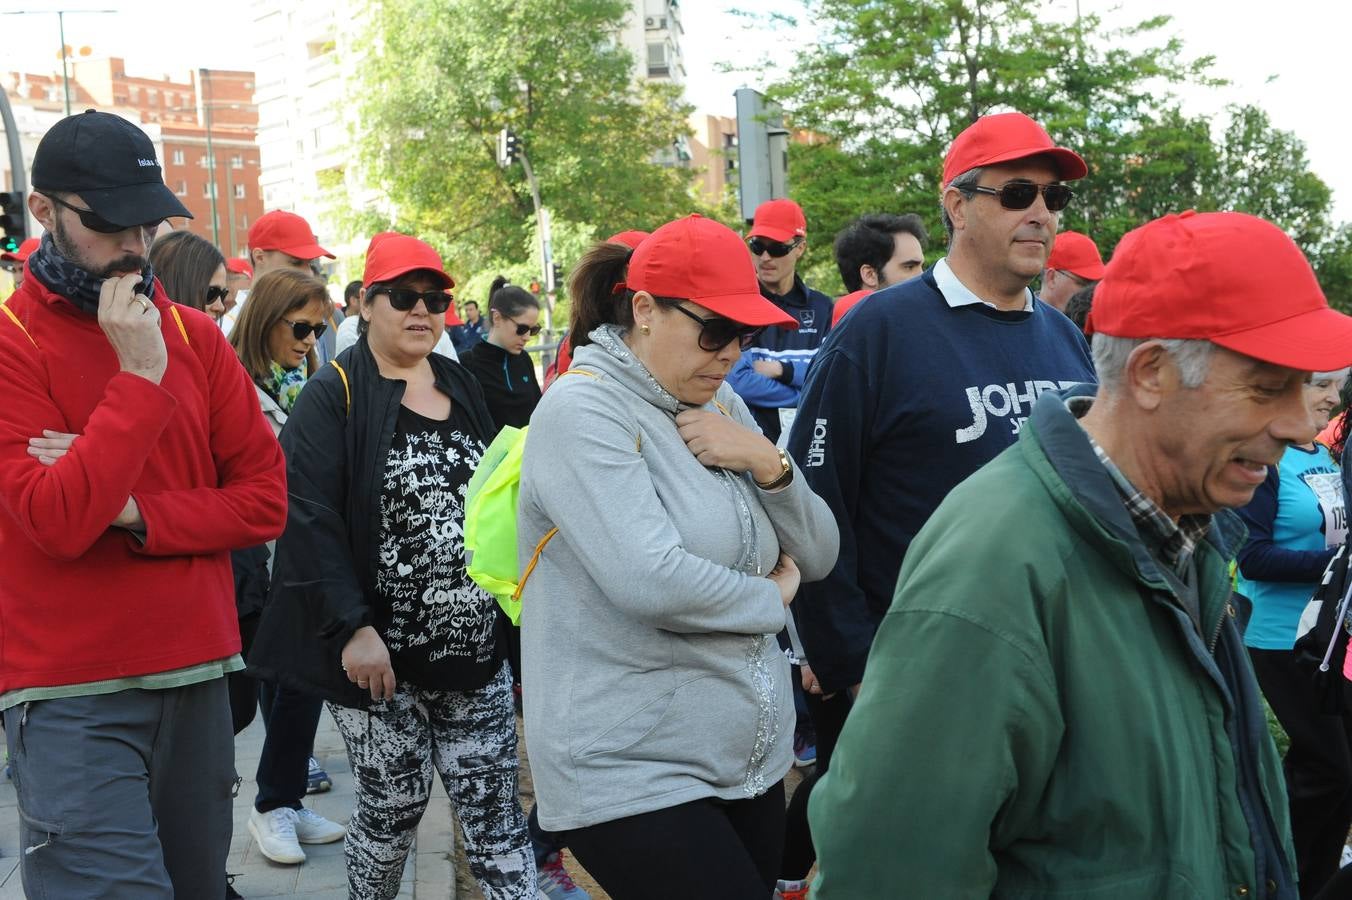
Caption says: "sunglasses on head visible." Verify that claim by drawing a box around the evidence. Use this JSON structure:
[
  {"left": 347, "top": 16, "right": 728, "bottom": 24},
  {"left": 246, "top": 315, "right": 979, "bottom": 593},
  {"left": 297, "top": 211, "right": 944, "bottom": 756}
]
[
  {"left": 748, "top": 237, "right": 802, "bottom": 258},
  {"left": 205, "top": 286, "right": 230, "bottom": 304},
  {"left": 48, "top": 194, "right": 163, "bottom": 234},
  {"left": 964, "top": 181, "right": 1074, "bottom": 213},
  {"left": 501, "top": 314, "right": 542, "bottom": 337},
  {"left": 280, "top": 317, "right": 328, "bottom": 341},
  {"left": 376, "top": 287, "right": 454, "bottom": 315},
  {"left": 661, "top": 301, "right": 764, "bottom": 352}
]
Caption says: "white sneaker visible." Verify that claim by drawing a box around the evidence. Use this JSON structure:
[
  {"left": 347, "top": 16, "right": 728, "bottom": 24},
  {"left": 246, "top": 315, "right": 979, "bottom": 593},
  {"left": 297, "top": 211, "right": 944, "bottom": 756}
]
[
  {"left": 294, "top": 806, "right": 346, "bottom": 844},
  {"left": 248, "top": 807, "right": 306, "bottom": 865}
]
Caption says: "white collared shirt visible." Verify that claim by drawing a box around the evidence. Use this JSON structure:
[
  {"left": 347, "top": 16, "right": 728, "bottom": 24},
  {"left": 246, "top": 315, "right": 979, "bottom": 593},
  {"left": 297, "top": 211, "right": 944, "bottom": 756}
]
[{"left": 933, "top": 257, "right": 1034, "bottom": 312}]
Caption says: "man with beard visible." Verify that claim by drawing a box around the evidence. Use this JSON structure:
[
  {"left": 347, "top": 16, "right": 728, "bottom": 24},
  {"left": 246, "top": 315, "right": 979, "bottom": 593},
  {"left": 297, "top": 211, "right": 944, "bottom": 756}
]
[{"left": 0, "top": 110, "right": 288, "bottom": 897}]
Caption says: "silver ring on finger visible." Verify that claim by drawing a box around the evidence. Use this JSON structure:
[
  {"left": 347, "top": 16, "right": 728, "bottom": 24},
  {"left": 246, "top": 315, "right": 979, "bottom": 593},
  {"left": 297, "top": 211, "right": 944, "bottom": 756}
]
[{"left": 133, "top": 295, "right": 151, "bottom": 313}]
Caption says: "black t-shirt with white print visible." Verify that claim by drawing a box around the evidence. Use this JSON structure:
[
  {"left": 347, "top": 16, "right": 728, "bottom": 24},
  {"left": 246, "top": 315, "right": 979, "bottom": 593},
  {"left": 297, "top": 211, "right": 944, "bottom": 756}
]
[{"left": 374, "top": 403, "right": 501, "bottom": 690}]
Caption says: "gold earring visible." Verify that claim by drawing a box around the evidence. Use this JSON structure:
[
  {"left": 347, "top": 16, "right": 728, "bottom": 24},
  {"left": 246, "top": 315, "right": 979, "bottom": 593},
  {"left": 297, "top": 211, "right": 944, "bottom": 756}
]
[{"left": 639, "top": 324, "right": 650, "bottom": 335}]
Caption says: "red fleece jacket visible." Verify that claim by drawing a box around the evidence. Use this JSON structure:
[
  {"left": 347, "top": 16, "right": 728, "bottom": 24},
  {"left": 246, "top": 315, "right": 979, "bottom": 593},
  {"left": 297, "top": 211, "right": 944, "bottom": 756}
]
[{"left": 0, "top": 275, "right": 288, "bottom": 692}]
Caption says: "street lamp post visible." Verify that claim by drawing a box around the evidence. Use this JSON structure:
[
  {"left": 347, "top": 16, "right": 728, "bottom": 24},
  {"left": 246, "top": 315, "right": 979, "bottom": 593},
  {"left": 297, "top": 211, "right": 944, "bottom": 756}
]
[{"left": 0, "top": 9, "right": 116, "bottom": 117}]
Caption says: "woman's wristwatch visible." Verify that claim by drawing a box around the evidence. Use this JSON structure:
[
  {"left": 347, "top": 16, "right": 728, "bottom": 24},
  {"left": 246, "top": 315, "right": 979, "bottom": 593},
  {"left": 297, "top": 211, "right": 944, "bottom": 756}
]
[{"left": 755, "top": 447, "right": 794, "bottom": 491}]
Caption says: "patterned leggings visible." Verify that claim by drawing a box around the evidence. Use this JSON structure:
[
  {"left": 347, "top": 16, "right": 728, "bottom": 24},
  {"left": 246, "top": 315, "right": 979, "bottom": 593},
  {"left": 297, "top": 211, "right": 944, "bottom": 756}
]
[{"left": 327, "top": 663, "right": 536, "bottom": 900}]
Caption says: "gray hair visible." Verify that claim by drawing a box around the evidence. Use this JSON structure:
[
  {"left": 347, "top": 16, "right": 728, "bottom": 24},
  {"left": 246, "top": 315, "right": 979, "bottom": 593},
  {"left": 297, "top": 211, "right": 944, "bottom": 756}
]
[
  {"left": 1091, "top": 335, "right": 1215, "bottom": 391},
  {"left": 941, "top": 166, "right": 985, "bottom": 243}
]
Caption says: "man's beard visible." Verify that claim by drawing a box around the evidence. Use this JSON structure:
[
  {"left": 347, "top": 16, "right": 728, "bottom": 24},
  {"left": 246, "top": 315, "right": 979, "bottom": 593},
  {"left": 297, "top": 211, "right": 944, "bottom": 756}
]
[{"left": 52, "top": 215, "right": 148, "bottom": 279}]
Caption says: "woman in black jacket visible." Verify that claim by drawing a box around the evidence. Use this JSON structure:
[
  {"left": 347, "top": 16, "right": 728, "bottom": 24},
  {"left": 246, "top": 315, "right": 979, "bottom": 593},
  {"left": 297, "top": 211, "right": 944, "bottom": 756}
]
[
  {"left": 249, "top": 233, "right": 536, "bottom": 899},
  {"left": 460, "top": 278, "right": 543, "bottom": 432}
]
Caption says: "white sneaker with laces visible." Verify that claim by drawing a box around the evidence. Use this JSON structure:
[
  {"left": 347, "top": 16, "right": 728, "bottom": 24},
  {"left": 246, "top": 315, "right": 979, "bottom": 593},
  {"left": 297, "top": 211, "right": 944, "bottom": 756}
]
[
  {"left": 294, "top": 806, "right": 346, "bottom": 844},
  {"left": 248, "top": 807, "right": 305, "bottom": 865}
]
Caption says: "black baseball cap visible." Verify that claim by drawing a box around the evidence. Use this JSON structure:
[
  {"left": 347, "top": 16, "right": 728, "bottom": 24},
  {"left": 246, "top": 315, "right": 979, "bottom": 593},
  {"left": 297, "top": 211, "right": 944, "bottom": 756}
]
[{"left": 31, "top": 109, "right": 192, "bottom": 226}]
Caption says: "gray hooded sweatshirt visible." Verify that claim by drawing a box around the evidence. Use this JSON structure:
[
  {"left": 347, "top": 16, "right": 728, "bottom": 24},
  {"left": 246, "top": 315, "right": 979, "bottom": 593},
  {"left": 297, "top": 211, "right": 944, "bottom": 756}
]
[{"left": 517, "top": 325, "right": 840, "bottom": 831}]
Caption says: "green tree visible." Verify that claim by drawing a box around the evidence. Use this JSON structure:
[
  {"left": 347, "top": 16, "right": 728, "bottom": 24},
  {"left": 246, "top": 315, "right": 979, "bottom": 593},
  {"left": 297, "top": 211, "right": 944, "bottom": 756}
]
[
  {"left": 347, "top": 0, "right": 698, "bottom": 281},
  {"left": 762, "top": 0, "right": 1349, "bottom": 300}
]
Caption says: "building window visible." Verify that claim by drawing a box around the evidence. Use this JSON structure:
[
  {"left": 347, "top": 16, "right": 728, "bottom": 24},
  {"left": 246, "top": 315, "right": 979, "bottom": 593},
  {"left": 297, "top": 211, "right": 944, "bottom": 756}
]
[
  {"left": 239, "top": 214, "right": 248, "bottom": 229},
  {"left": 234, "top": 184, "right": 245, "bottom": 200},
  {"left": 646, "top": 42, "right": 670, "bottom": 77},
  {"left": 231, "top": 155, "right": 243, "bottom": 169},
  {"left": 203, "top": 182, "right": 216, "bottom": 198},
  {"left": 175, "top": 180, "right": 187, "bottom": 196},
  {"left": 172, "top": 149, "right": 185, "bottom": 165}
]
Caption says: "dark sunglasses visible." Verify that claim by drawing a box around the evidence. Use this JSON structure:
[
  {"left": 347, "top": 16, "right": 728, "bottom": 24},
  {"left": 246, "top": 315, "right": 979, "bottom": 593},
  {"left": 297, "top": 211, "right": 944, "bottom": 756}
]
[
  {"left": 48, "top": 194, "right": 163, "bottom": 234},
  {"left": 747, "top": 237, "right": 802, "bottom": 258},
  {"left": 377, "top": 288, "right": 454, "bottom": 314},
  {"left": 965, "top": 181, "right": 1074, "bottom": 212},
  {"left": 664, "top": 302, "right": 763, "bottom": 352},
  {"left": 280, "top": 317, "right": 328, "bottom": 341},
  {"left": 205, "top": 286, "right": 230, "bottom": 304},
  {"left": 502, "top": 314, "right": 542, "bottom": 337}
]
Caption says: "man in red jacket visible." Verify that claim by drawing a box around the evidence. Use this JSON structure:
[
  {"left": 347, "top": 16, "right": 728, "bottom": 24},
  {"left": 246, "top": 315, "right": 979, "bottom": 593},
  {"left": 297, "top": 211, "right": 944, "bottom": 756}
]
[{"left": 0, "top": 110, "right": 287, "bottom": 897}]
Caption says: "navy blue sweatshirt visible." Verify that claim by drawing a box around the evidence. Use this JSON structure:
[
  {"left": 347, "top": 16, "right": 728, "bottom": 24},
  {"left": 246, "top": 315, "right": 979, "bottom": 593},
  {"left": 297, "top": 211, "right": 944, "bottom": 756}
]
[
  {"left": 786, "top": 268, "right": 1096, "bottom": 691},
  {"left": 726, "top": 275, "right": 834, "bottom": 442}
]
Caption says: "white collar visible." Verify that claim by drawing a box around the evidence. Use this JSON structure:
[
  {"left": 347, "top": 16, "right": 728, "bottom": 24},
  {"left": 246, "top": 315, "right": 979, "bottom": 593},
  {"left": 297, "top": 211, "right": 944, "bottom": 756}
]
[{"left": 933, "top": 257, "right": 1034, "bottom": 312}]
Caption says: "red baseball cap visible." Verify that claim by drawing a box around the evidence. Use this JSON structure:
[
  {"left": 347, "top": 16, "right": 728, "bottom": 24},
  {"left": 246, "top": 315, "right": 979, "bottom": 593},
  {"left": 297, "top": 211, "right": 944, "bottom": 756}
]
[
  {"left": 607, "top": 230, "right": 650, "bottom": 249},
  {"left": 1086, "top": 210, "right": 1352, "bottom": 371},
  {"left": 1046, "top": 231, "right": 1106, "bottom": 281},
  {"left": 627, "top": 214, "right": 797, "bottom": 328},
  {"left": 749, "top": 199, "right": 807, "bottom": 244},
  {"left": 943, "top": 112, "right": 1087, "bottom": 186},
  {"left": 247, "top": 210, "right": 335, "bottom": 259},
  {"left": 224, "top": 257, "right": 253, "bottom": 277},
  {"left": 1, "top": 237, "right": 40, "bottom": 264},
  {"left": 362, "top": 231, "right": 461, "bottom": 324}
]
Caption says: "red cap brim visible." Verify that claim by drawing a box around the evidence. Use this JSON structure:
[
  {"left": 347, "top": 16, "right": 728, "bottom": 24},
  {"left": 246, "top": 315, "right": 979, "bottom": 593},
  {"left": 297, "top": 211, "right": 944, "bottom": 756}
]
[
  {"left": 697, "top": 290, "right": 798, "bottom": 329},
  {"left": 953, "top": 145, "right": 1088, "bottom": 184},
  {"left": 748, "top": 225, "right": 800, "bottom": 244},
  {"left": 1067, "top": 261, "right": 1106, "bottom": 281},
  {"left": 274, "top": 241, "right": 336, "bottom": 260},
  {"left": 1212, "top": 306, "right": 1352, "bottom": 372}
]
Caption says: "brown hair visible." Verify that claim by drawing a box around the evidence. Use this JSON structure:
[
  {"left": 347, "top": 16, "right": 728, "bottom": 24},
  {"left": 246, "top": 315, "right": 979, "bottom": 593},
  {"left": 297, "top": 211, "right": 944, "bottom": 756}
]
[
  {"left": 567, "top": 240, "right": 635, "bottom": 348},
  {"left": 148, "top": 230, "right": 225, "bottom": 311},
  {"left": 229, "top": 268, "right": 331, "bottom": 382}
]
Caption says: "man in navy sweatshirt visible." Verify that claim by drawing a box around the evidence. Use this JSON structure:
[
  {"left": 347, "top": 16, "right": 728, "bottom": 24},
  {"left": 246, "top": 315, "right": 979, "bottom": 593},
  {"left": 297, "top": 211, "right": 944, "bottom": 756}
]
[
  {"left": 787, "top": 112, "right": 1098, "bottom": 698},
  {"left": 726, "top": 198, "right": 835, "bottom": 444}
]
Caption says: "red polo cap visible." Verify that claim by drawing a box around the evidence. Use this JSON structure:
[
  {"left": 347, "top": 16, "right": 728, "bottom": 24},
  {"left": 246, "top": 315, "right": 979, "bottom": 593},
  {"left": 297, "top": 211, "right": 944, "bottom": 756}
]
[
  {"left": 224, "top": 257, "right": 253, "bottom": 277},
  {"left": 1, "top": 237, "right": 40, "bottom": 264},
  {"left": 362, "top": 231, "right": 460, "bottom": 323},
  {"left": 1086, "top": 210, "right": 1352, "bottom": 371},
  {"left": 607, "top": 230, "right": 650, "bottom": 249},
  {"left": 247, "top": 210, "right": 335, "bottom": 259},
  {"left": 627, "top": 215, "right": 798, "bottom": 328},
  {"left": 943, "top": 112, "right": 1087, "bottom": 186},
  {"left": 1046, "top": 231, "right": 1106, "bottom": 281},
  {"left": 749, "top": 199, "right": 807, "bottom": 244}
]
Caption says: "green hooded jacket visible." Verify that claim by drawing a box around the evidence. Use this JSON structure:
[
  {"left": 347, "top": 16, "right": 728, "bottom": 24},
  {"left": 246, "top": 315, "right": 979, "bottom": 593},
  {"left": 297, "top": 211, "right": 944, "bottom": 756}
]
[{"left": 809, "top": 394, "right": 1297, "bottom": 899}]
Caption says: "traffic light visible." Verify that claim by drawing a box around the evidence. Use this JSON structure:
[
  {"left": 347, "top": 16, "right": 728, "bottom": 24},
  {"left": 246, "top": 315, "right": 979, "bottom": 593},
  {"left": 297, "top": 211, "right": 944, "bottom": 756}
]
[
  {"left": 549, "top": 263, "right": 563, "bottom": 292},
  {"left": 496, "top": 128, "right": 521, "bottom": 167},
  {"left": 0, "top": 191, "right": 25, "bottom": 254}
]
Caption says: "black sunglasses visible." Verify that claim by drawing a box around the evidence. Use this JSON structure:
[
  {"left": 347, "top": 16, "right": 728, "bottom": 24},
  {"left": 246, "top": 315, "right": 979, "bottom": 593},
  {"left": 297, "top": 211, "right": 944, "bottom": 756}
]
[
  {"left": 205, "top": 286, "right": 230, "bottom": 304},
  {"left": 377, "top": 288, "right": 454, "bottom": 315},
  {"left": 48, "top": 194, "right": 163, "bottom": 234},
  {"left": 662, "top": 301, "right": 763, "bottom": 352},
  {"left": 964, "top": 181, "right": 1074, "bottom": 212},
  {"left": 502, "top": 314, "right": 542, "bottom": 337},
  {"left": 748, "top": 237, "right": 802, "bottom": 258},
  {"left": 280, "top": 317, "right": 328, "bottom": 341}
]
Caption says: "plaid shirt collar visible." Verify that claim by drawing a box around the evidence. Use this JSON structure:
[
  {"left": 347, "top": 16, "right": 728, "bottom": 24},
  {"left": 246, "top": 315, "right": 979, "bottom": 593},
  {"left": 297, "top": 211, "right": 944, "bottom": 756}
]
[{"left": 1085, "top": 435, "right": 1212, "bottom": 578}]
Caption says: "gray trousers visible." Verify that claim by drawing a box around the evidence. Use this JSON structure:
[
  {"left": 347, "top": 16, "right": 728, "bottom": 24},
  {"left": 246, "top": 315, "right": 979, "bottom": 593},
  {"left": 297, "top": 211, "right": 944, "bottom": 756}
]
[{"left": 3, "top": 677, "right": 234, "bottom": 899}]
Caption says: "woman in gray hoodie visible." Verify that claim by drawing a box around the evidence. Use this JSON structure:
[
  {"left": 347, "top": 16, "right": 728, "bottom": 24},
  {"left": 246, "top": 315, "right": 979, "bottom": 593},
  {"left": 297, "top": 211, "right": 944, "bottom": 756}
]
[{"left": 518, "top": 215, "right": 840, "bottom": 900}]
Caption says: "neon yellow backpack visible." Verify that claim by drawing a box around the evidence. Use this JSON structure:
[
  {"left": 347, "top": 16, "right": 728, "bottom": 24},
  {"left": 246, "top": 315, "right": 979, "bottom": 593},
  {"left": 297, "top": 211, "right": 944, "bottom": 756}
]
[{"left": 463, "top": 425, "right": 558, "bottom": 624}]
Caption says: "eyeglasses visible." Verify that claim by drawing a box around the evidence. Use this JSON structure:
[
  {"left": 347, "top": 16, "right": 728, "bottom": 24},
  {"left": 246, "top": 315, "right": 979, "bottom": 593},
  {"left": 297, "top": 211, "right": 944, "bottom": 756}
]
[
  {"left": 964, "top": 181, "right": 1074, "bottom": 212},
  {"left": 47, "top": 194, "right": 163, "bottom": 234},
  {"left": 662, "top": 302, "right": 763, "bottom": 352},
  {"left": 502, "top": 314, "right": 542, "bottom": 337},
  {"left": 748, "top": 237, "right": 802, "bottom": 258},
  {"left": 376, "top": 288, "right": 454, "bottom": 315},
  {"left": 280, "top": 317, "right": 328, "bottom": 341},
  {"left": 205, "top": 286, "right": 230, "bottom": 304}
]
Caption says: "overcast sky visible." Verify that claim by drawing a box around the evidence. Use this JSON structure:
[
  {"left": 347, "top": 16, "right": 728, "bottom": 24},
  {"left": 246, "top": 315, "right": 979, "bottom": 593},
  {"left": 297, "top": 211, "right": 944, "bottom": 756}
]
[{"left": 5, "top": 0, "right": 1348, "bottom": 219}]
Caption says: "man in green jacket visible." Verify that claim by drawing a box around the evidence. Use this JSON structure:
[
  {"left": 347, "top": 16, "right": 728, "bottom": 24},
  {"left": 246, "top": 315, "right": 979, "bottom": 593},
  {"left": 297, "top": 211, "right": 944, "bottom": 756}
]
[{"left": 808, "top": 211, "right": 1352, "bottom": 899}]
